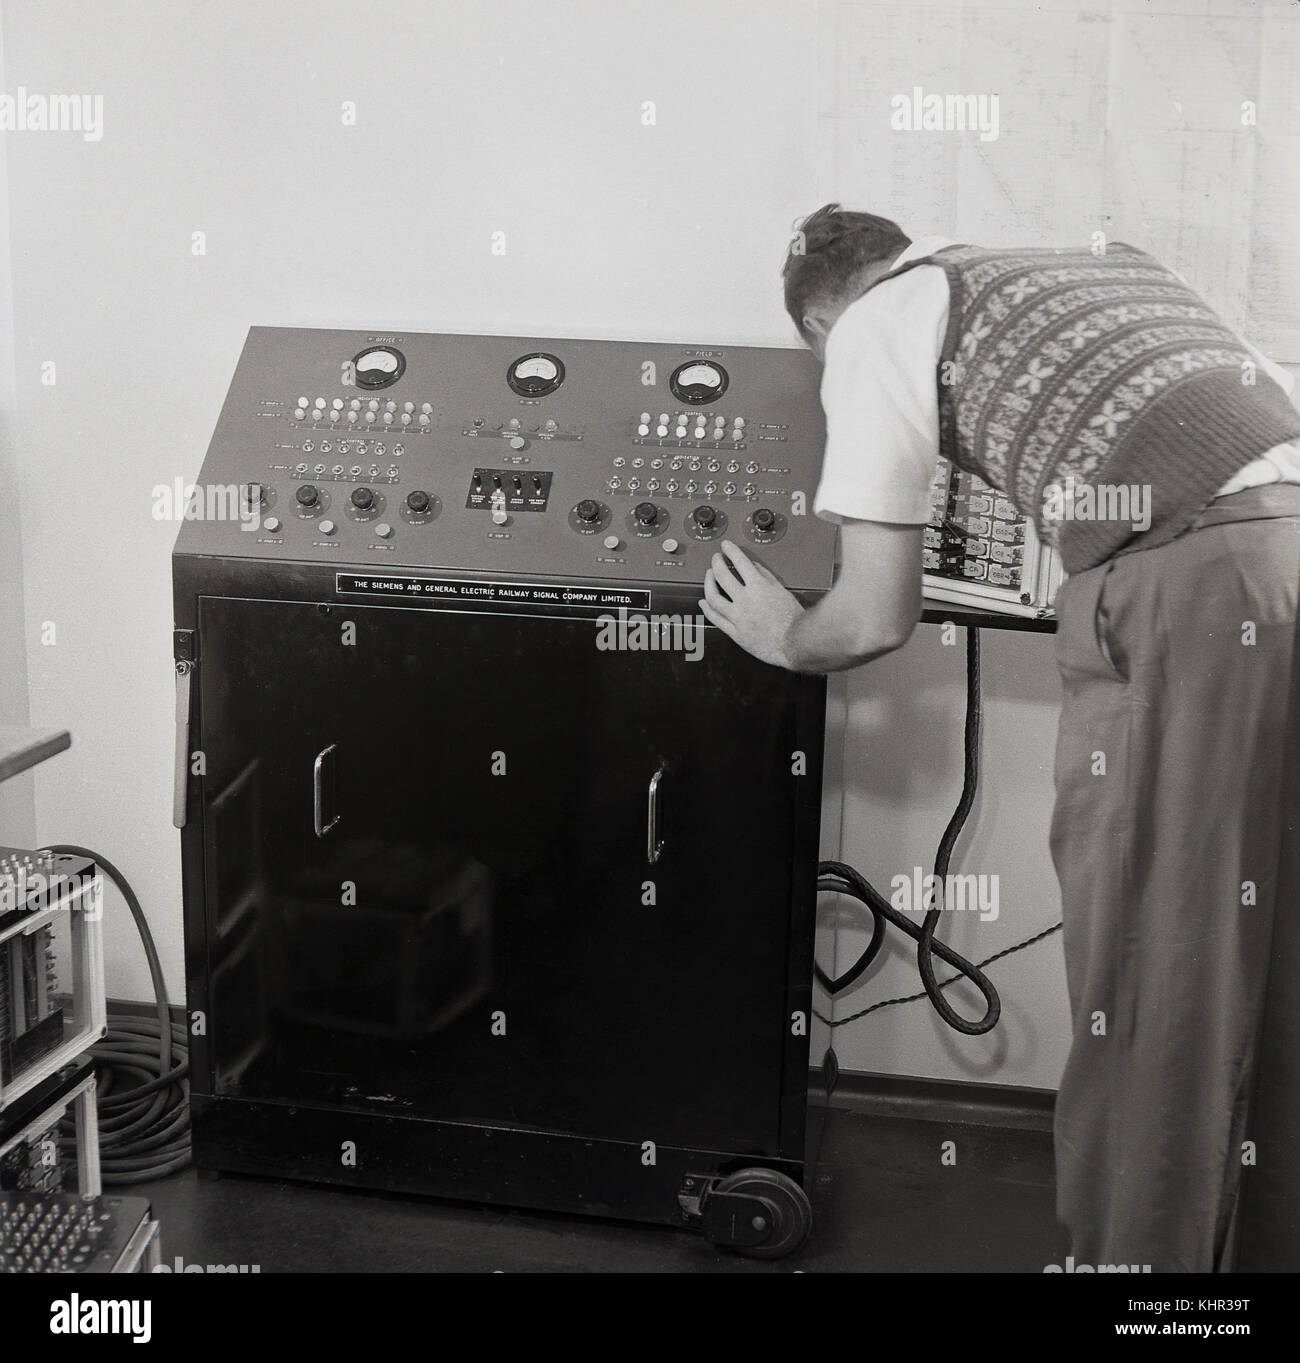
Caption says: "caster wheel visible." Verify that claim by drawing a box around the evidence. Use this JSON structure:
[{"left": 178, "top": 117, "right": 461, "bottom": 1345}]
[{"left": 710, "top": 1167, "right": 812, "bottom": 1259}]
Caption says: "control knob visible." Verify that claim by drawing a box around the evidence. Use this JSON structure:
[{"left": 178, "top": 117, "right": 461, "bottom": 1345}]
[
  {"left": 406, "top": 490, "right": 431, "bottom": 514},
  {"left": 296, "top": 484, "right": 319, "bottom": 508},
  {"left": 351, "top": 487, "right": 374, "bottom": 511},
  {"left": 753, "top": 508, "right": 777, "bottom": 532},
  {"left": 634, "top": 501, "right": 659, "bottom": 526},
  {"left": 576, "top": 499, "right": 602, "bottom": 524},
  {"left": 694, "top": 505, "right": 717, "bottom": 529}
]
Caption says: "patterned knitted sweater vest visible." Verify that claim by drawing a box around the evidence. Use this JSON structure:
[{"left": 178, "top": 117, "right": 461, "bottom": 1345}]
[{"left": 870, "top": 244, "right": 1300, "bottom": 574}]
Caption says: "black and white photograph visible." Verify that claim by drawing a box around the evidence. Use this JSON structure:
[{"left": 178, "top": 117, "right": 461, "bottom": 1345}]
[{"left": 0, "top": 0, "right": 1297, "bottom": 1331}]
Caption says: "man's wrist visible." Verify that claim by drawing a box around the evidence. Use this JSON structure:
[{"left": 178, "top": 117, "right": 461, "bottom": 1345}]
[{"left": 779, "top": 610, "right": 815, "bottom": 672}]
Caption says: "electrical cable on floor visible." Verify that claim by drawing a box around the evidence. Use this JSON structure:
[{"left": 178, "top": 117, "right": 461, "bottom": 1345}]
[
  {"left": 814, "top": 627, "right": 1063, "bottom": 1037},
  {"left": 48, "top": 844, "right": 191, "bottom": 1184}
]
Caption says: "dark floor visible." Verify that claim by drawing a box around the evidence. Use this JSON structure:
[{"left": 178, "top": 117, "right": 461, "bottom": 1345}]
[{"left": 121, "top": 1105, "right": 1059, "bottom": 1272}]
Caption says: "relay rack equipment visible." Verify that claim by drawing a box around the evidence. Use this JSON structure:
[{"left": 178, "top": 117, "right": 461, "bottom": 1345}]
[
  {"left": 0, "top": 846, "right": 105, "bottom": 1110},
  {"left": 173, "top": 328, "right": 837, "bottom": 1256}
]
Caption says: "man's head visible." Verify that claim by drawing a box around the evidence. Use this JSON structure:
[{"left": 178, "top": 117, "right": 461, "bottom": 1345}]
[{"left": 782, "top": 205, "right": 911, "bottom": 361}]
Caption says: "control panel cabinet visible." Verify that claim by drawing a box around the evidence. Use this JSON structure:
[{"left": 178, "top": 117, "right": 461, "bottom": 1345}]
[{"left": 174, "top": 329, "right": 835, "bottom": 1256}]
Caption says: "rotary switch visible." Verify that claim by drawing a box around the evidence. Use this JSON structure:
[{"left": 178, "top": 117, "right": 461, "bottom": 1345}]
[
  {"left": 569, "top": 498, "right": 611, "bottom": 536},
  {"left": 296, "top": 484, "right": 319, "bottom": 508},
  {"left": 688, "top": 503, "right": 727, "bottom": 541},
  {"left": 351, "top": 487, "right": 375, "bottom": 511},
  {"left": 406, "top": 490, "right": 431, "bottom": 514},
  {"left": 746, "top": 505, "right": 786, "bottom": 544},
  {"left": 627, "top": 500, "right": 667, "bottom": 539}
]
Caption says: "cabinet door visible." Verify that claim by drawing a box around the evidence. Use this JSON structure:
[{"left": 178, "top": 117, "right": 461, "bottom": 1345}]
[{"left": 197, "top": 596, "right": 813, "bottom": 1154}]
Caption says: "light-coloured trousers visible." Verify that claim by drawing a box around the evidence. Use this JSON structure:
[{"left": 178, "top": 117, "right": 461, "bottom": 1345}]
[{"left": 1051, "top": 485, "right": 1300, "bottom": 1272}]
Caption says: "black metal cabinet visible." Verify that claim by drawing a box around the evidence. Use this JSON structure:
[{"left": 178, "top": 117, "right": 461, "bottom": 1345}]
[{"left": 189, "top": 584, "right": 822, "bottom": 1194}]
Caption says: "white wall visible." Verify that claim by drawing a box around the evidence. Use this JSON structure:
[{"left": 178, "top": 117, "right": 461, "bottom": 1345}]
[
  {"left": 0, "top": 8, "right": 36, "bottom": 844},
  {"left": 818, "top": 629, "right": 1068, "bottom": 1087},
  {"left": 3, "top": 0, "right": 1295, "bottom": 1091}
]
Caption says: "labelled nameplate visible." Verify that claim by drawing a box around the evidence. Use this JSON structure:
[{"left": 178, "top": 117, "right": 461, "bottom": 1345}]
[{"left": 336, "top": 573, "right": 652, "bottom": 615}]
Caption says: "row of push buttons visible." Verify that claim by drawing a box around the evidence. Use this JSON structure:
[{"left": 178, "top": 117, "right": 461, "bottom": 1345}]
[
  {"left": 636, "top": 412, "right": 747, "bottom": 440},
  {"left": 293, "top": 397, "right": 434, "bottom": 428},
  {"left": 295, "top": 519, "right": 394, "bottom": 538}
]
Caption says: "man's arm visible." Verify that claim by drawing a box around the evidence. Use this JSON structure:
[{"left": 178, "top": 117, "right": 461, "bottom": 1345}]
[{"left": 700, "top": 519, "right": 923, "bottom": 673}]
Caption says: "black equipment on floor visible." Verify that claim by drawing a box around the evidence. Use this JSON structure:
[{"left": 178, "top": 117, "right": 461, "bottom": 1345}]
[
  {"left": 1, "top": 1192, "right": 160, "bottom": 1273},
  {"left": 172, "top": 329, "right": 837, "bottom": 1256}
]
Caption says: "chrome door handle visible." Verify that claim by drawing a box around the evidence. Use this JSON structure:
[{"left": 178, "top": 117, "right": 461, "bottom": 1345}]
[
  {"left": 313, "top": 744, "right": 340, "bottom": 838},
  {"left": 172, "top": 661, "right": 193, "bottom": 830},
  {"left": 647, "top": 766, "right": 666, "bottom": 864}
]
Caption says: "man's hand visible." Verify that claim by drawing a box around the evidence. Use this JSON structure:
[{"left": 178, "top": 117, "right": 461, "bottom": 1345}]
[
  {"left": 700, "top": 541, "right": 805, "bottom": 669},
  {"left": 701, "top": 520, "right": 924, "bottom": 673}
]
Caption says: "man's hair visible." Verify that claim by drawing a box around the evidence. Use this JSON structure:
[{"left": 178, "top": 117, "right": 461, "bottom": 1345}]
[{"left": 782, "top": 205, "right": 911, "bottom": 342}]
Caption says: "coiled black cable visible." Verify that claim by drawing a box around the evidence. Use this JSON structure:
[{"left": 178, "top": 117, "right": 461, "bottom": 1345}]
[
  {"left": 49, "top": 844, "right": 191, "bottom": 1183},
  {"left": 815, "top": 627, "right": 1062, "bottom": 1036}
]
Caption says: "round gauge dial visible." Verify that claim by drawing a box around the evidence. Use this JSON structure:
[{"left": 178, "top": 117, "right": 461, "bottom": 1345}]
[
  {"left": 508, "top": 352, "right": 565, "bottom": 397},
  {"left": 352, "top": 345, "right": 406, "bottom": 390},
  {"left": 670, "top": 360, "right": 729, "bottom": 405}
]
